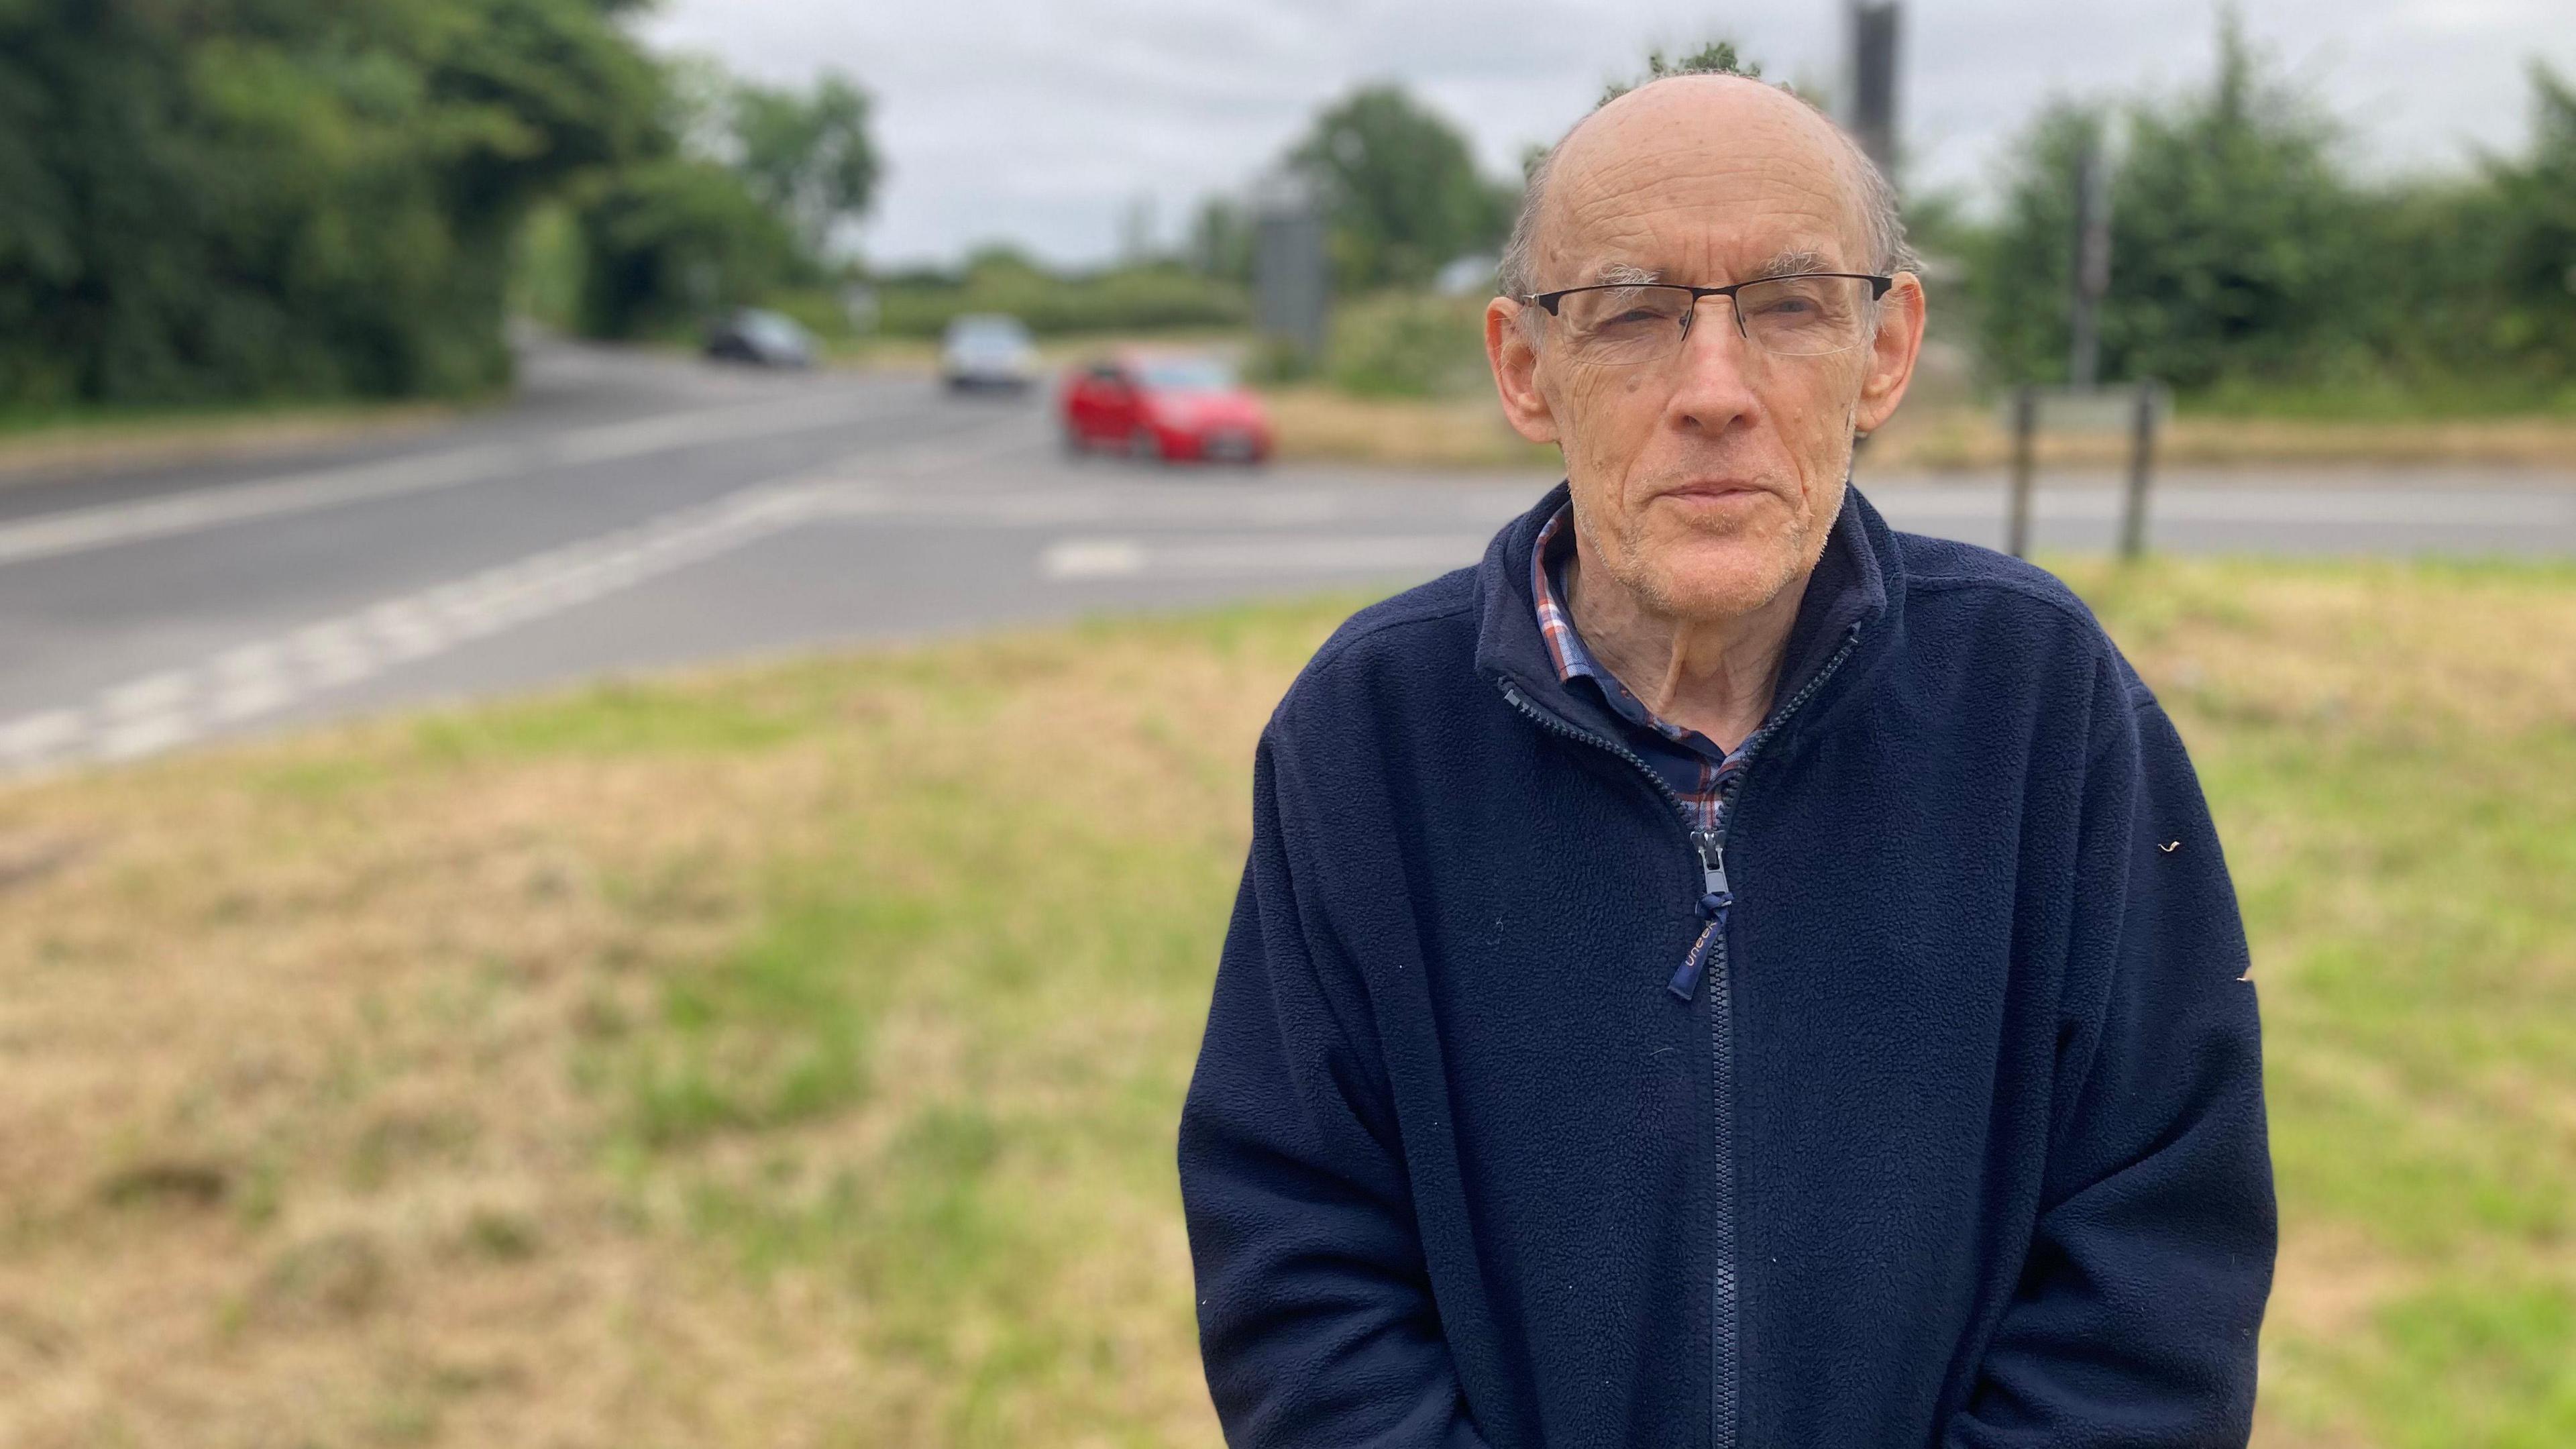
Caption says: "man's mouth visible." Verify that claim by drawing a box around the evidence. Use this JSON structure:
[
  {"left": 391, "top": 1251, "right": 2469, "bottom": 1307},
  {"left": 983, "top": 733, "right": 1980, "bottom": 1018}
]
[{"left": 1655, "top": 479, "right": 1772, "bottom": 507}]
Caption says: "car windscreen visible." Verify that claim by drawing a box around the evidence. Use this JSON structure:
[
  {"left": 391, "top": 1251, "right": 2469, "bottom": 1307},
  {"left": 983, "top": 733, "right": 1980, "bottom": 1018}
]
[
  {"left": 1134, "top": 359, "right": 1234, "bottom": 392},
  {"left": 743, "top": 314, "right": 806, "bottom": 348},
  {"left": 949, "top": 318, "right": 1031, "bottom": 347}
]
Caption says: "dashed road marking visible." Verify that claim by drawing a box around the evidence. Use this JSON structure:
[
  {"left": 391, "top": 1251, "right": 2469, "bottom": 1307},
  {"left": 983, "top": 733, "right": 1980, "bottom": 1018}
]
[
  {"left": 1040, "top": 532, "right": 1491, "bottom": 580},
  {"left": 0, "top": 480, "right": 873, "bottom": 777}
]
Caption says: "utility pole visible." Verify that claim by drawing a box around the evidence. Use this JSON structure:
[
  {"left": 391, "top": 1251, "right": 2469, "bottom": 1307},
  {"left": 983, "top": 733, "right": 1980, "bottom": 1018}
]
[
  {"left": 2067, "top": 130, "right": 2113, "bottom": 390},
  {"left": 1845, "top": 1, "right": 1903, "bottom": 183}
]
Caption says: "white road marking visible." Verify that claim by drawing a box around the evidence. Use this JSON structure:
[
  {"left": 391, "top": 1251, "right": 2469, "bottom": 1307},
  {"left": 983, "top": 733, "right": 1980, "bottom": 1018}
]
[
  {"left": 1040, "top": 539, "right": 1150, "bottom": 578},
  {"left": 0, "top": 712, "right": 82, "bottom": 758},
  {"left": 8, "top": 417, "right": 2569, "bottom": 781},
  {"left": 0, "top": 478, "right": 867, "bottom": 777},
  {"left": 0, "top": 394, "right": 881, "bottom": 569},
  {"left": 1041, "top": 533, "right": 1491, "bottom": 580},
  {"left": 100, "top": 672, "right": 194, "bottom": 719}
]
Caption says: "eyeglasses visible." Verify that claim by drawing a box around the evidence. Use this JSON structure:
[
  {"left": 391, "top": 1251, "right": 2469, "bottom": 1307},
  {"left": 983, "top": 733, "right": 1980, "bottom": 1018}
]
[{"left": 1522, "top": 273, "right": 1894, "bottom": 367}]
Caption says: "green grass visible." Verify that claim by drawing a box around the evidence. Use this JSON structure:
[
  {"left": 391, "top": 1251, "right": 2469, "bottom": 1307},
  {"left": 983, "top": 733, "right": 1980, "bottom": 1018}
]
[
  {"left": 1, "top": 568, "right": 2569, "bottom": 1447},
  {"left": 2055, "top": 558, "right": 2576, "bottom": 1447}
]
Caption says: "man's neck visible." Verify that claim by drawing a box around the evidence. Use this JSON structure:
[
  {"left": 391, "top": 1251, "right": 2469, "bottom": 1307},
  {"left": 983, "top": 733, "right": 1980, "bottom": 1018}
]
[{"left": 1563, "top": 544, "right": 1809, "bottom": 755}]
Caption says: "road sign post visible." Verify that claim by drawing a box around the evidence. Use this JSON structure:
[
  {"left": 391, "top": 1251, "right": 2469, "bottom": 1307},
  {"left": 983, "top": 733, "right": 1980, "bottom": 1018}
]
[
  {"left": 1252, "top": 174, "right": 1329, "bottom": 367},
  {"left": 2119, "top": 380, "right": 2163, "bottom": 560},
  {"left": 2068, "top": 136, "right": 2112, "bottom": 391},
  {"left": 2006, "top": 384, "right": 2038, "bottom": 559}
]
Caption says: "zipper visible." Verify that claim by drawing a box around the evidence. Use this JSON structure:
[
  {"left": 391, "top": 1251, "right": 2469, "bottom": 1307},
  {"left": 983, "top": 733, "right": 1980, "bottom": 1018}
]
[
  {"left": 1671, "top": 828, "right": 1731, "bottom": 999},
  {"left": 1495, "top": 620, "right": 1861, "bottom": 1449}
]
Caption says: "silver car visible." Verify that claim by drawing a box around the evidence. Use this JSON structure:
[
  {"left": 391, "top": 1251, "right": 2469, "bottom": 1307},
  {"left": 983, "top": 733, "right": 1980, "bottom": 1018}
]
[{"left": 940, "top": 314, "right": 1038, "bottom": 392}]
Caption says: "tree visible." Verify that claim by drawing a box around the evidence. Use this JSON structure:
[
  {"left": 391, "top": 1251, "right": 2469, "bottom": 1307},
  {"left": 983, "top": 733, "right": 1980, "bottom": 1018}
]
[
  {"left": 1968, "top": 101, "right": 2109, "bottom": 386},
  {"left": 2104, "top": 17, "right": 2363, "bottom": 388},
  {"left": 1969, "top": 16, "right": 2364, "bottom": 390},
  {"left": 2491, "top": 63, "right": 2576, "bottom": 374},
  {"left": 0, "top": 0, "right": 663, "bottom": 405},
  {"left": 1186, "top": 196, "right": 1252, "bottom": 282},
  {"left": 1601, "top": 39, "right": 1761, "bottom": 104},
  {"left": 574, "top": 158, "right": 799, "bottom": 339},
  {"left": 1287, "top": 85, "right": 1509, "bottom": 290},
  {"left": 730, "top": 72, "right": 881, "bottom": 261}
]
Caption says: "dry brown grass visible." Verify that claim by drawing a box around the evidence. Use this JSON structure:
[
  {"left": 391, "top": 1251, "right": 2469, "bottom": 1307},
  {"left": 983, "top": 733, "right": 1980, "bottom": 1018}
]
[
  {"left": 1259, "top": 384, "right": 2576, "bottom": 478},
  {"left": 1, "top": 565, "right": 2570, "bottom": 1446},
  {"left": 2056, "top": 559, "right": 2576, "bottom": 1449},
  {"left": 1866, "top": 406, "right": 2576, "bottom": 474},
  {"left": 0, "top": 614, "right": 1332, "bottom": 1448},
  {"left": 1260, "top": 385, "right": 1560, "bottom": 470},
  {"left": 0, "top": 402, "right": 460, "bottom": 486}
]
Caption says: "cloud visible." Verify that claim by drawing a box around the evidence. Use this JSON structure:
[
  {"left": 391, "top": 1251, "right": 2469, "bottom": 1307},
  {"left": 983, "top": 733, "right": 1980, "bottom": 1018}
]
[{"left": 638, "top": 0, "right": 2576, "bottom": 266}]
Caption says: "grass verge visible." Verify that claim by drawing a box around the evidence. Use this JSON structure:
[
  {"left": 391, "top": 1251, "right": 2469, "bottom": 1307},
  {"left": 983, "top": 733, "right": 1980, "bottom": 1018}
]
[
  {"left": 0, "top": 399, "right": 465, "bottom": 483},
  {"left": 1253, "top": 386, "right": 2576, "bottom": 476},
  {"left": 1866, "top": 406, "right": 2576, "bottom": 473},
  {"left": 1260, "top": 385, "right": 1561, "bottom": 470},
  {"left": 0, "top": 562, "right": 2569, "bottom": 1446}
]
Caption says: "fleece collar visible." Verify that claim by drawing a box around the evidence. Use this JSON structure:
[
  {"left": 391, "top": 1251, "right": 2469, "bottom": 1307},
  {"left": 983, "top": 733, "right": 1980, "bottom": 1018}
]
[{"left": 1472, "top": 478, "right": 1897, "bottom": 754}]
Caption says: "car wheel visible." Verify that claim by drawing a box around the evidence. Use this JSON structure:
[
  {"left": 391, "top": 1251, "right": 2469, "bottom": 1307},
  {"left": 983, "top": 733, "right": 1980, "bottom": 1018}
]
[
  {"left": 1061, "top": 427, "right": 1089, "bottom": 458},
  {"left": 1129, "top": 427, "right": 1165, "bottom": 464}
]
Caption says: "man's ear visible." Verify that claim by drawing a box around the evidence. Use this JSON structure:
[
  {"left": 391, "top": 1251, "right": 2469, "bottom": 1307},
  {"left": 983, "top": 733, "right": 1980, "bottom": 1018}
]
[
  {"left": 1486, "top": 297, "right": 1560, "bottom": 445},
  {"left": 1853, "top": 272, "right": 1927, "bottom": 435}
]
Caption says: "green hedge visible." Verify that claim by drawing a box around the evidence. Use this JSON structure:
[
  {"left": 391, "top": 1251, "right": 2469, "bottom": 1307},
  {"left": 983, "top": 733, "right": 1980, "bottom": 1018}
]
[
  {"left": 869, "top": 263, "right": 1248, "bottom": 338},
  {"left": 1322, "top": 291, "right": 1493, "bottom": 398}
]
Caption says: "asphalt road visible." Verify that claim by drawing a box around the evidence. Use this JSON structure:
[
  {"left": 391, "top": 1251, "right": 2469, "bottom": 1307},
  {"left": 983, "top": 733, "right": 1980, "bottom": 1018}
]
[{"left": 3, "top": 341, "right": 2571, "bottom": 774}]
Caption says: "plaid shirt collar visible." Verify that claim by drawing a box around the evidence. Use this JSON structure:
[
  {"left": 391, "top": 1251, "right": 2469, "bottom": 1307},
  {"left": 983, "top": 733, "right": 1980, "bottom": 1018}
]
[{"left": 1529, "top": 501, "right": 1740, "bottom": 826}]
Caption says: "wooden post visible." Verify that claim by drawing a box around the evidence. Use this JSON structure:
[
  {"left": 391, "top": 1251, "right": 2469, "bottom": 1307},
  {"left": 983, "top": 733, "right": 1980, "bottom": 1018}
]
[
  {"left": 2119, "top": 381, "right": 2159, "bottom": 561},
  {"left": 2006, "top": 384, "right": 2038, "bottom": 559}
]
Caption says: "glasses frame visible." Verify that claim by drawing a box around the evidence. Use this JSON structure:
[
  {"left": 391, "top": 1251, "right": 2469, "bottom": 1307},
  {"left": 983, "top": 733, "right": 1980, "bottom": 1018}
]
[{"left": 1521, "top": 272, "right": 1896, "bottom": 360}]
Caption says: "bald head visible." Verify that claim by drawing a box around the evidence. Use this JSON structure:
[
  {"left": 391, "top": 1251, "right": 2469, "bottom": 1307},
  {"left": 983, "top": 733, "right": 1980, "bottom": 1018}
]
[{"left": 1497, "top": 74, "right": 1911, "bottom": 302}]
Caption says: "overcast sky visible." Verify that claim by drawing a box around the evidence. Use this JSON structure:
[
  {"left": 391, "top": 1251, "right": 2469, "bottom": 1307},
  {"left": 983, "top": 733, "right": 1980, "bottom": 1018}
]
[{"left": 638, "top": 0, "right": 2576, "bottom": 268}]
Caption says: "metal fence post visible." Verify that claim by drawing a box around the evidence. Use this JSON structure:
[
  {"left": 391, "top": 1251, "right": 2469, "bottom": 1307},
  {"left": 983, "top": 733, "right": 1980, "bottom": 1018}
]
[
  {"left": 2119, "top": 380, "right": 2161, "bottom": 561},
  {"left": 2006, "top": 384, "right": 2038, "bottom": 559}
]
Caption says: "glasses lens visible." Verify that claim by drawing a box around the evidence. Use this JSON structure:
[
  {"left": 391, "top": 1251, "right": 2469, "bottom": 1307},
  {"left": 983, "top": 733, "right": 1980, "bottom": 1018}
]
[
  {"left": 1735, "top": 275, "right": 1876, "bottom": 356},
  {"left": 1552, "top": 285, "right": 1695, "bottom": 366}
]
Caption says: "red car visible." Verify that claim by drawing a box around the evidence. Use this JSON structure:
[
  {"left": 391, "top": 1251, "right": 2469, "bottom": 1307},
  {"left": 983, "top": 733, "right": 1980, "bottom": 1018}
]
[{"left": 1060, "top": 353, "right": 1273, "bottom": 464}]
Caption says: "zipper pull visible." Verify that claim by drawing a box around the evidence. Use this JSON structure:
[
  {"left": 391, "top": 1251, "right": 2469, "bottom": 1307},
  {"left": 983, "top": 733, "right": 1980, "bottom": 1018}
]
[
  {"left": 1671, "top": 830, "right": 1733, "bottom": 1000},
  {"left": 1670, "top": 918, "right": 1720, "bottom": 1000},
  {"left": 1692, "top": 828, "right": 1729, "bottom": 897}
]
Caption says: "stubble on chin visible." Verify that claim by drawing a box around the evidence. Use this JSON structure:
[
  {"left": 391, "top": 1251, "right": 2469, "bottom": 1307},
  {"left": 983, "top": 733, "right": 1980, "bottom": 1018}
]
[{"left": 1589, "top": 484, "right": 1825, "bottom": 623}]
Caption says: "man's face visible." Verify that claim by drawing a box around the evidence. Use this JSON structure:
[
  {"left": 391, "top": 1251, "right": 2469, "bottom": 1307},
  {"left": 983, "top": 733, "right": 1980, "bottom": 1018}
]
[{"left": 1487, "top": 78, "right": 1925, "bottom": 622}]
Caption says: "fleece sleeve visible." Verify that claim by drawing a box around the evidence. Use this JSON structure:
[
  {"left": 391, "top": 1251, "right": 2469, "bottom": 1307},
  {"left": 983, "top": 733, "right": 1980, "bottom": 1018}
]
[
  {"left": 1177, "top": 735, "right": 1492, "bottom": 1449},
  {"left": 1943, "top": 696, "right": 2277, "bottom": 1448}
]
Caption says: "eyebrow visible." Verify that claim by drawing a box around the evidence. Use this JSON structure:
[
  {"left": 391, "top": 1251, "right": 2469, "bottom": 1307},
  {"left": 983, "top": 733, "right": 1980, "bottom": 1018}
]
[
  {"left": 1754, "top": 250, "right": 1825, "bottom": 280},
  {"left": 1588, "top": 261, "right": 1662, "bottom": 286},
  {"left": 1572, "top": 251, "right": 1831, "bottom": 291}
]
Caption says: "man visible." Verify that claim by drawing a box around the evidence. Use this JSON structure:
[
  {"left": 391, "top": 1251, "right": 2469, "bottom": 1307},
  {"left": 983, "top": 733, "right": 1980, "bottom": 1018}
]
[{"left": 1179, "top": 71, "right": 2273, "bottom": 1449}]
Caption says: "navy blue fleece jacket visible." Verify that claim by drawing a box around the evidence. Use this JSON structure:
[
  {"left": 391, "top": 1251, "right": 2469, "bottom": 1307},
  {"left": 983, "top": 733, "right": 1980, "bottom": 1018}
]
[{"left": 1177, "top": 483, "right": 2275, "bottom": 1448}]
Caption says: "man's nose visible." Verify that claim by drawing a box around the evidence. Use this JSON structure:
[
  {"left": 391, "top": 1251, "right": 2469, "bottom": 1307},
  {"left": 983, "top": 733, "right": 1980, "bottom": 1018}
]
[{"left": 1668, "top": 296, "right": 1762, "bottom": 435}]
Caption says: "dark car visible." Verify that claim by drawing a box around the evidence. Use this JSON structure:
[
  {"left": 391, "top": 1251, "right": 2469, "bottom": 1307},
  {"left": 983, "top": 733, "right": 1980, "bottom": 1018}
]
[
  {"left": 1060, "top": 354, "right": 1273, "bottom": 464},
  {"left": 703, "top": 309, "right": 816, "bottom": 368}
]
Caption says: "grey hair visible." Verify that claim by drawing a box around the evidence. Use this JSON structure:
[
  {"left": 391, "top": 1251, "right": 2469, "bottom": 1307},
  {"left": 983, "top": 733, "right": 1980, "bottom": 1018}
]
[{"left": 1495, "top": 75, "right": 1920, "bottom": 304}]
